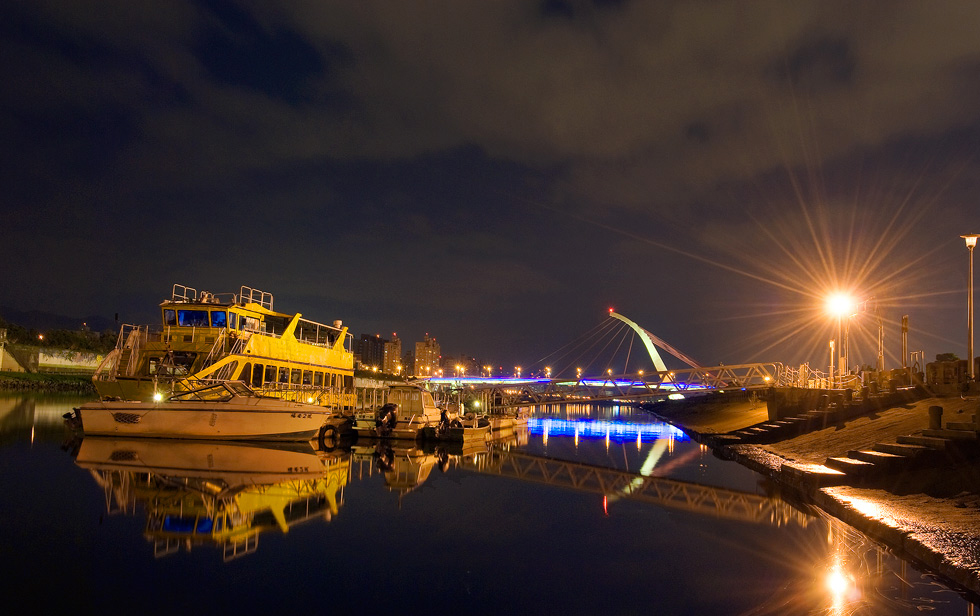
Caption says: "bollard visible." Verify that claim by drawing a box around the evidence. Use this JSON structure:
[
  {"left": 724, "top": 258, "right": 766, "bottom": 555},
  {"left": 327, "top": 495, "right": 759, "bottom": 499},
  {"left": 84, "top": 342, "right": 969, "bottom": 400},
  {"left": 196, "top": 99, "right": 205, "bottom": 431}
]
[{"left": 929, "top": 405, "right": 943, "bottom": 430}]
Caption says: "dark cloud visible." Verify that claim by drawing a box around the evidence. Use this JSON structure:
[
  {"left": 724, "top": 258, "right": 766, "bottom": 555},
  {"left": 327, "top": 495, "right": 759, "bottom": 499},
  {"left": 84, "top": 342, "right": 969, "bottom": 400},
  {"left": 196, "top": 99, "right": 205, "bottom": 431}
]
[{"left": 2, "top": 0, "right": 979, "bottom": 367}]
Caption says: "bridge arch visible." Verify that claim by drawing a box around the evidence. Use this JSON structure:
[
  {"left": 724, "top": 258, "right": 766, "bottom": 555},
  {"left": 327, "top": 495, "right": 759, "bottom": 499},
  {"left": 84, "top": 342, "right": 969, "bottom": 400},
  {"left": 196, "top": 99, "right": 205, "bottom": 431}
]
[{"left": 608, "top": 311, "right": 701, "bottom": 372}]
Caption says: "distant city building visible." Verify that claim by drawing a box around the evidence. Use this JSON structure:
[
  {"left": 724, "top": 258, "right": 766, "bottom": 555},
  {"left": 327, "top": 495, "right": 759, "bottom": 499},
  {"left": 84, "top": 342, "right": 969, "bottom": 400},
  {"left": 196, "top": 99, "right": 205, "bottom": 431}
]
[
  {"left": 383, "top": 333, "right": 402, "bottom": 375},
  {"left": 442, "top": 354, "right": 479, "bottom": 376},
  {"left": 354, "top": 333, "right": 387, "bottom": 370},
  {"left": 414, "top": 334, "right": 441, "bottom": 376}
]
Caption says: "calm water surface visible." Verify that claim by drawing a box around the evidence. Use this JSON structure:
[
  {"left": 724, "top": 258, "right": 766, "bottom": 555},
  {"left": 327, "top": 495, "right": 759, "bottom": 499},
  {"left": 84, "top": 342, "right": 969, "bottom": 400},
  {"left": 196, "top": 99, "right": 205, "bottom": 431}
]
[{"left": 1, "top": 394, "right": 976, "bottom": 615}]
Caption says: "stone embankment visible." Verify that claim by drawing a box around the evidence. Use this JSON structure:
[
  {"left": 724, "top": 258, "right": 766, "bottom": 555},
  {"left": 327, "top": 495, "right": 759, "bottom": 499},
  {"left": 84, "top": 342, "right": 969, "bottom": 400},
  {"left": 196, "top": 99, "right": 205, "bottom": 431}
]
[{"left": 650, "top": 386, "right": 980, "bottom": 599}]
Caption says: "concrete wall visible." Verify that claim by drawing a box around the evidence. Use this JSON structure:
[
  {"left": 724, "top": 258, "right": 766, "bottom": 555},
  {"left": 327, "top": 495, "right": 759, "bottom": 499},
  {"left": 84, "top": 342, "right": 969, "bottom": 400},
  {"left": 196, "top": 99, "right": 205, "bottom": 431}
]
[
  {"left": 0, "top": 346, "right": 26, "bottom": 372},
  {"left": 38, "top": 350, "right": 102, "bottom": 373}
]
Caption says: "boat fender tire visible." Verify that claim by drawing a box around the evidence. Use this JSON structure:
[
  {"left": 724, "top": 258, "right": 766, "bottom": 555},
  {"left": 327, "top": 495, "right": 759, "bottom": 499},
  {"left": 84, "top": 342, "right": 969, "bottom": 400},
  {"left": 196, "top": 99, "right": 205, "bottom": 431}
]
[{"left": 318, "top": 424, "right": 339, "bottom": 450}]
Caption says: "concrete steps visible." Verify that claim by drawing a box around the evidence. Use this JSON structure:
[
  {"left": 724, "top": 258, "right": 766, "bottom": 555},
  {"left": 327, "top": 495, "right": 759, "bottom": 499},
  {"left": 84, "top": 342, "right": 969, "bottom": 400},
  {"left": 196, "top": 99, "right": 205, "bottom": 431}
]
[
  {"left": 922, "top": 428, "right": 977, "bottom": 440},
  {"left": 873, "top": 441, "right": 934, "bottom": 457},
  {"left": 847, "top": 449, "right": 906, "bottom": 470},
  {"left": 897, "top": 435, "right": 950, "bottom": 450},
  {"left": 824, "top": 456, "right": 877, "bottom": 477}
]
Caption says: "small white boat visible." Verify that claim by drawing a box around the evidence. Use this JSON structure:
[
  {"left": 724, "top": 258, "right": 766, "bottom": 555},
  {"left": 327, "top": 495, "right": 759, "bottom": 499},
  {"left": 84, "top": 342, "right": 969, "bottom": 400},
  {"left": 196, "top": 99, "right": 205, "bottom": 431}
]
[
  {"left": 67, "top": 381, "right": 333, "bottom": 441},
  {"left": 353, "top": 384, "right": 444, "bottom": 440}
]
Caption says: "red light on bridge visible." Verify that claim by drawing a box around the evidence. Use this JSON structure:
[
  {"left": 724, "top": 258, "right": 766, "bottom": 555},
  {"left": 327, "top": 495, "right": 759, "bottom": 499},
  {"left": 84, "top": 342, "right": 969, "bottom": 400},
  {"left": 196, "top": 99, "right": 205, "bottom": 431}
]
[{"left": 608, "top": 307, "right": 614, "bottom": 313}]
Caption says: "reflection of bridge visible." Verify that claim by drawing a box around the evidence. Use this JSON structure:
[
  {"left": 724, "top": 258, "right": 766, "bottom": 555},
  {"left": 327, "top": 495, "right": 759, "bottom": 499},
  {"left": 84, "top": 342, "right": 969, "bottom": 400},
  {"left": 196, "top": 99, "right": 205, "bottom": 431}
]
[{"left": 460, "top": 443, "right": 811, "bottom": 528}]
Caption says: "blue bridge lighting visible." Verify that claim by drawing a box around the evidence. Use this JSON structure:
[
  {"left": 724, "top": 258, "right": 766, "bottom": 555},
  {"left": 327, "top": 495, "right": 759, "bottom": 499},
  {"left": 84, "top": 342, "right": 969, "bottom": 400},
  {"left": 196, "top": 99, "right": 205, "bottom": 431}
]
[{"left": 528, "top": 418, "right": 689, "bottom": 443}]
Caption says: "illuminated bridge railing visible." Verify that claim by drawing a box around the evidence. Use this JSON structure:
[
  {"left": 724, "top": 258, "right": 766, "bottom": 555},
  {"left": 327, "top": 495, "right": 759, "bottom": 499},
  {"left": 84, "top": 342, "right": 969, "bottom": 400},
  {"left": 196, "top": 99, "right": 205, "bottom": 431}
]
[
  {"left": 463, "top": 450, "right": 810, "bottom": 528},
  {"left": 427, "top": 362, "right": 789, "bottom": 410},
  {"left": 528, "top": 418, "right": 690, "bottom": 443}
]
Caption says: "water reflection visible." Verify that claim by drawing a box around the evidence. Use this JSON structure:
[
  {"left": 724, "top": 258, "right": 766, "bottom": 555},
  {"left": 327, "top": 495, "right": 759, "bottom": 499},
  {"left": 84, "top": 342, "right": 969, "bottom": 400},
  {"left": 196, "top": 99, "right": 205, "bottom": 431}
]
[
  {"left": 350, "top": 428, "right": 530, "bottom": 500},
  {"left": 71, "top": 437, "right": 349, "bottom": 561},
  {"left": 2, "top": 391, "right": 973, "bottom": 613}
]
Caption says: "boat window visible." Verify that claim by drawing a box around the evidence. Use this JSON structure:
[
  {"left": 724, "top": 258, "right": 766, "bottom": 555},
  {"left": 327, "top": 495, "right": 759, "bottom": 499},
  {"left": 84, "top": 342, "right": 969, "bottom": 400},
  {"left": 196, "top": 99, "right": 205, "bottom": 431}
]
[
  {"left": 252, "top": 364, "right": 263, "bottom": 387},
  {"left": 278, "top": 367, "right": 288, "bottom": 383},
  {"left": 239, "top": 362, "right": 251, "bottom": 382},
  {"left": 314, "top": 372, "right": 323, "bottom": 387},
  {"left": 291, "top": 368, "right": 301, "bottom": 384},
  {"left": 163, "top": 515, "right": 196, "bottom": 533},
  {"left": 242, "top": 316, "right": 260, "bottom": 332},
  {"left": 172, "top": 352, "right": 196, "bottom": 375},
  {"left": 228, "top": 312, "right": 238, "bottom": 330},
  {"left": 196, "top": 518, "right": 214, "bottom": 533},
  {"left": 164, "top": 309, "right": 176, "bottom": 326},
  {"left": 265, "top": 316, "right": 289, "bottom": 336},
  {"left": 302, "top": 370, "right": 312, "bottom": 385},
  {"left": 177, "top": 309, "right": 210, "bottom": 327},
  {"left": 265, "top": 364, "right": 277, "bottom": 384},
  {"left": 211, "top": 311, "right": 227, "bottom": 328},
  {"left": 147, "top": 356, "right": 163, "bottom": 375},
  {"left": 344, "top": 375, "right": 353, "bottom": 388}
]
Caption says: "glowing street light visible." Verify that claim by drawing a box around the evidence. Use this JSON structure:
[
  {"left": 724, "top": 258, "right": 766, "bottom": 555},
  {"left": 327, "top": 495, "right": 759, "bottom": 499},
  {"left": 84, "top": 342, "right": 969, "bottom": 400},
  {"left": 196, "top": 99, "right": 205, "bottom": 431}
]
[
  {"left": 964, "top": 234, "right": 979, "bottom": 381},
  {"left": 826, "top": 293, "right": 854, "bottom": 388},
  {"left": 545, "top": 366, "right": 551, "bottom": 378}
]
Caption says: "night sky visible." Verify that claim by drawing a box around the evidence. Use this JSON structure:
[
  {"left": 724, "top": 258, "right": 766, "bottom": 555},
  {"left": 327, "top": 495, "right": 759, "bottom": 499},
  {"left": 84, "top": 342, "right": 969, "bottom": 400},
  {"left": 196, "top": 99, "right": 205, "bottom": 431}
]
[{"left": 3, "top": 1, "right": 980, "bottom": 374}]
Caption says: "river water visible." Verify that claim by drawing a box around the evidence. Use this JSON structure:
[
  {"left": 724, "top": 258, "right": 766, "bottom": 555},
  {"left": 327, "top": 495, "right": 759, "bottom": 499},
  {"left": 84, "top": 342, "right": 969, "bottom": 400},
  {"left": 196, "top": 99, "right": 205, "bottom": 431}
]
[{"left": 1, "top": 393, "right": 976, "bottom": 615}]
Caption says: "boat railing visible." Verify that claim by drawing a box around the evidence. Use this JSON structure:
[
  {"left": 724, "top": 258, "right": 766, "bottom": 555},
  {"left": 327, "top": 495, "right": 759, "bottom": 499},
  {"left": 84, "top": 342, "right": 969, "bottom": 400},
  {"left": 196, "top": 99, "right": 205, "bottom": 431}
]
[
  {"left": 172, "top": 284, "right": 197, "bottom": 302},
  {"left": 240, "top": 286, "right": 274, "bottom": 311}
]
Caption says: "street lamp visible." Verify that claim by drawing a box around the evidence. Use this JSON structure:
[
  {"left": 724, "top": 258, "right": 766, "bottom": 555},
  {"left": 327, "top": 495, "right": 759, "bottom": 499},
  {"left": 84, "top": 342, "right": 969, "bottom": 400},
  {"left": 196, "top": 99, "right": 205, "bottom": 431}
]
[
  {"left": 826, "top": 293, "right": 854, "bottom": 388},
  {"left": 963, "top": 234, "right": 979, "bottom": 381}
]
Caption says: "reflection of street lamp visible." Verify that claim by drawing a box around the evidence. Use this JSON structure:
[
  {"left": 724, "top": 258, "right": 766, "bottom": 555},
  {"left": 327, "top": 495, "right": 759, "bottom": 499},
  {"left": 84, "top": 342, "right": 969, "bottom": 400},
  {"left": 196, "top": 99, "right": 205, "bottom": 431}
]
[
  {"left": 963, "top": 234, "right": 979, "bottom": 380},
  {"left": 545, "top": 366, "right": 551, "bottom": 378}
]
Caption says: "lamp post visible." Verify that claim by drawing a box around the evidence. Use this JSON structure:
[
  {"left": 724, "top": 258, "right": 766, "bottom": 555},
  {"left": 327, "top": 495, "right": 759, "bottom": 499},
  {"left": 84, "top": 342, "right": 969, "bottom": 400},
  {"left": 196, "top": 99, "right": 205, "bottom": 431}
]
[
  {"left": 963, "top": 234, "right": 979, "bottom": 381},
  {"left": 827, "top": 294, "right": 853, "bottom": 389}
]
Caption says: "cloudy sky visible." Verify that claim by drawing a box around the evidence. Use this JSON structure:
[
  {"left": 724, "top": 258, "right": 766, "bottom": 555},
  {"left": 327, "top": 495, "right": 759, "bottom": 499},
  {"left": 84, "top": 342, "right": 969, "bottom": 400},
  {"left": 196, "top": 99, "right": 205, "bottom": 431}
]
[{"left": 3, "top": 0, "right": 980, "bottom": 374}]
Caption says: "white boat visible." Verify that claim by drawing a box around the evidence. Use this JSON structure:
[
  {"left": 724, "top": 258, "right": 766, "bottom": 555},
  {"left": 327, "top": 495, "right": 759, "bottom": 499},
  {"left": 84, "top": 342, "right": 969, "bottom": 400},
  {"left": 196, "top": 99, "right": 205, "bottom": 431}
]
[
  {"left": 353, "top": 384, "right": 443, "bottom": 440},
  {"left": 67, "top": 381, "right": 334, "bottom": 441}
]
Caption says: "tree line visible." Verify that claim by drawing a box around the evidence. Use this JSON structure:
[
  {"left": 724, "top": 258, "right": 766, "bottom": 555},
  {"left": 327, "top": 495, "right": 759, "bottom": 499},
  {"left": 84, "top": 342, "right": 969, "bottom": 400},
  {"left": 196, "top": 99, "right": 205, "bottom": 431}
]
[{"left": 0, "top": 316, "right": 117, "bottom": 354}]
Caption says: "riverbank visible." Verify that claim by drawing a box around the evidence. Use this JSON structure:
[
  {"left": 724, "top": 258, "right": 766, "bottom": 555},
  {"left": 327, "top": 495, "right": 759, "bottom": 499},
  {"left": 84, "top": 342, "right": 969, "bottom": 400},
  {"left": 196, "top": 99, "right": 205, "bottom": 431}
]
[
  {"left": 0, "top": 370, "right": 96, "bottom": 393},
  {"left": 652, "top": 391, "right": 980, "bottom": 599}
]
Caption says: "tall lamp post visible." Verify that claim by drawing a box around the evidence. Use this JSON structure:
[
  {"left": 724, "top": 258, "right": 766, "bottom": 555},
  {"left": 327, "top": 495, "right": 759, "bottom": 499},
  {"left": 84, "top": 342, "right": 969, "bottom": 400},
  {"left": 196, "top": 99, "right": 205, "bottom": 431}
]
[
  {"left": 827, "top": 294, "right": 853, "bottom": 389},
  {"left": 963, "top": 234, "right": 979, "bottom": 381}
]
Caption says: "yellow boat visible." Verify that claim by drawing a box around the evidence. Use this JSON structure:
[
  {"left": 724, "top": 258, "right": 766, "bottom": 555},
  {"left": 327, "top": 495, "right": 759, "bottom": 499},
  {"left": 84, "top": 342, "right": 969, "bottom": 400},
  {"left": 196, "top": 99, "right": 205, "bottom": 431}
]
[{"left": 93, "top": 284, "right": 354, "bottom": 410}]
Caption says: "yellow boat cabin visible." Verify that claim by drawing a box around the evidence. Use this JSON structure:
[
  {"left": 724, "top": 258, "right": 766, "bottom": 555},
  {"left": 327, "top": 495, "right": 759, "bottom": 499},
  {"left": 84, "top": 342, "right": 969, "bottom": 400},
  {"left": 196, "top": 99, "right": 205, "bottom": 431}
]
[{"left": 93, "top": 284, "right": 354, "bottom": 409}]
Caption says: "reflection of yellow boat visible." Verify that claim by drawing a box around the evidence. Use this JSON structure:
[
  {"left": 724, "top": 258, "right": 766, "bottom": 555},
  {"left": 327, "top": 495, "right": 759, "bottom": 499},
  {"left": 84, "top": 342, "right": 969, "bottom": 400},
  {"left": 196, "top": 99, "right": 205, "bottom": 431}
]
[
  {"left": 70, "top": 381, "right": 333, "bottom": 441},
  {"left": 74, "top": 437, "right": 349, "bottom": 560},
  {"left": 93, "top": 284, "right": 354, "bottom": 409}
]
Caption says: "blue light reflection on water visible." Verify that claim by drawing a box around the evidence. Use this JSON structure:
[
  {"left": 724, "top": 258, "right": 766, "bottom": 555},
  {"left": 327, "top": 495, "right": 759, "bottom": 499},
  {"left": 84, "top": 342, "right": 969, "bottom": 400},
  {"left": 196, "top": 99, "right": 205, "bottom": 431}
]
[
  {"left": 528, "top": 417, "right": 689, "bottom": 443},
  {"left": 0, "top": 393, "right": 977, "bottom": 615}
]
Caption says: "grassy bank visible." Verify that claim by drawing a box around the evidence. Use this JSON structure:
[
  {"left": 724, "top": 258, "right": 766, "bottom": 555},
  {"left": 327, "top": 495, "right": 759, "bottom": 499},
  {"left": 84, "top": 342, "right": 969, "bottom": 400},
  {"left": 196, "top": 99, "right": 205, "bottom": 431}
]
[{"left": 0, "top": 371, "right": 96, "bottom": 393}]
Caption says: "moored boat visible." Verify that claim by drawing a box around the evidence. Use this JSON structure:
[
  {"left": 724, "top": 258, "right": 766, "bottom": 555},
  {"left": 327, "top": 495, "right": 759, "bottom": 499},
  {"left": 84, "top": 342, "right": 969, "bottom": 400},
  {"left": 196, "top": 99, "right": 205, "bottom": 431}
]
[
  {"left": 67, "top": 381, "right": 334, "bottom": 441},
  {"left": 92, "top": 284, "right": 354, "bottom": 409},
  {"left": 353, "top": 384, "right": 443, "bottom": 440}
]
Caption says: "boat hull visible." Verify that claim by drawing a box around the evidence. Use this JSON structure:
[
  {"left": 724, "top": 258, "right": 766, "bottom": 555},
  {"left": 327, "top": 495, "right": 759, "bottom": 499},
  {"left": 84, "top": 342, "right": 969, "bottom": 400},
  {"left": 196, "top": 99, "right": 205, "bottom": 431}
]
[{"left": 74, "top": 400, "right": 330, "bottom": 441}]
